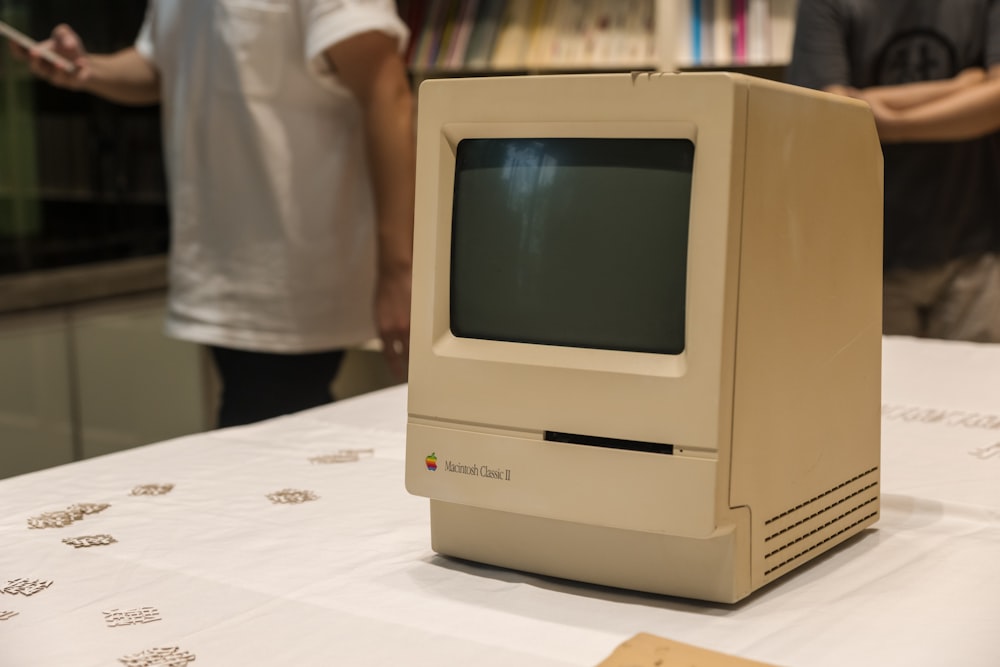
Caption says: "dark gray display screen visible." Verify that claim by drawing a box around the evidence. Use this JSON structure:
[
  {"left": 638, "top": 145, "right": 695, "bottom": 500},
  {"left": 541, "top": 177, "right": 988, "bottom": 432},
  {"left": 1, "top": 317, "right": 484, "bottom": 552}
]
[{"left": 450, "top": 138, "right": 694, "bottom": 355}]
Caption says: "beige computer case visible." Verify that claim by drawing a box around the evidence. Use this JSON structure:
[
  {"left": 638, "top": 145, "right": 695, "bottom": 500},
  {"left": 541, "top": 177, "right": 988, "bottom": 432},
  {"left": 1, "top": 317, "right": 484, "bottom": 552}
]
[{"left": 407, "top": 73, "right": 883, "bottom": 603}]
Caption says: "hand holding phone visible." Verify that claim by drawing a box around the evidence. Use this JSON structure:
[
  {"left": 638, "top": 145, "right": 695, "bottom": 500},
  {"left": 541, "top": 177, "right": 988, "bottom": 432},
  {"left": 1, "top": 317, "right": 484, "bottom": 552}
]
[{"left": 0, "top": 20, "right": 77, "bottom": 73}]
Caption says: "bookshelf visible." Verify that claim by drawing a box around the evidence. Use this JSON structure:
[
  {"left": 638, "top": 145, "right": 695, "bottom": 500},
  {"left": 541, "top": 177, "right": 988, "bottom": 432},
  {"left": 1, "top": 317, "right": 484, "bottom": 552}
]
[
  {"left": 399, "top": 0, "right": 798, "bottom": 78},
  {"left": 0, "top": 0, "right": 168, "bottom": 276}
]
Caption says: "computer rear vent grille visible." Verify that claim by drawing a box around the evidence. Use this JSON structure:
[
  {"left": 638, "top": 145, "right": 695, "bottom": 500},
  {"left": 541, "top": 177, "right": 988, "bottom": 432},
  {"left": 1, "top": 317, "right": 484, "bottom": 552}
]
[{"left": 762, "top": 467, "right": 879, "bottom": 576}]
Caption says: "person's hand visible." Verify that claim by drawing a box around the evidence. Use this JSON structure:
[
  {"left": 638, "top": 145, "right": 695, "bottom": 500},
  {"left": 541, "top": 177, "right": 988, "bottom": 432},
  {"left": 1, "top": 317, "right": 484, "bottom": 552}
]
[
  {"left": 955, "top": 66, "right": 986, "bottom": 87},
  {"left": 10, "top": 24, "right": 89, "bottom": 90},
  {"left": 825, "top": 84, "right": 864, "bottom": 99},
  {"left": 861, "top": 94, "right": 905, "bottom": 142},
  {"left": 375, "top": 269, "right": 411, "bottom": 382}
]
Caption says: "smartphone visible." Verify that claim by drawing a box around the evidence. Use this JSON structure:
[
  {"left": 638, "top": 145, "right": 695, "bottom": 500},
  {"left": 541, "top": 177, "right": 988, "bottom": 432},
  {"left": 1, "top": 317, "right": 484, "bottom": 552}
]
[{"left": 0, "top": 20, "right": 77, "bottom": 72}]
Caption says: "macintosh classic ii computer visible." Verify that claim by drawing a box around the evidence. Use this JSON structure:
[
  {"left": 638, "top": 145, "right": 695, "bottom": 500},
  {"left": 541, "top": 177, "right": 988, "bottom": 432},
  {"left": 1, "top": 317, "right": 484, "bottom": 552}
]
[{"left": 405, "top": 72, "right": 883, "bottom": 603}]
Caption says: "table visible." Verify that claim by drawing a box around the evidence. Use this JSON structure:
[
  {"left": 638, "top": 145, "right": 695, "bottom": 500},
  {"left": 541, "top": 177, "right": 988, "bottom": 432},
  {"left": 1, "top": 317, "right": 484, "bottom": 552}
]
[{"left": 2, "top": 336, "right": 999, "bottom": 666}]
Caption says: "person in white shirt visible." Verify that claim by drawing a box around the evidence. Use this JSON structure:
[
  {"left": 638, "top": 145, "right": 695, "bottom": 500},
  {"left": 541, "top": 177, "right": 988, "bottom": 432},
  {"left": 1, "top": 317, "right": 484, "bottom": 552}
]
[{"left": 15, "top": 0, "right": 416, "bottom": 426}]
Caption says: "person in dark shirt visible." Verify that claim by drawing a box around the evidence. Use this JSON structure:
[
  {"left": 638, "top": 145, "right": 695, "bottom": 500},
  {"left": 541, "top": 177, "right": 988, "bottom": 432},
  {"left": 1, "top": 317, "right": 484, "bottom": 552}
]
[{"left": 788, "top": 0, "right": 1000, "bottom": 342}]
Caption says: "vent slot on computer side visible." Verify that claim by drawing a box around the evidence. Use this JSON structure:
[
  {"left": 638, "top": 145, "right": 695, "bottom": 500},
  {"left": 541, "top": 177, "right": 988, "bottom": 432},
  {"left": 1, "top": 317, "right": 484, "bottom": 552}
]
[{"left": 761, "top": 467, "right": 879, "bottom": 577}]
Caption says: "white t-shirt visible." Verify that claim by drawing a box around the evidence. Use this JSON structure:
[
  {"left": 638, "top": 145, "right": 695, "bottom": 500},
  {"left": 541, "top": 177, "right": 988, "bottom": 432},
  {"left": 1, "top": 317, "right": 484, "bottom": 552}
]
[{"left": 135, "top": 0, "right": 408, "bottom": 353}]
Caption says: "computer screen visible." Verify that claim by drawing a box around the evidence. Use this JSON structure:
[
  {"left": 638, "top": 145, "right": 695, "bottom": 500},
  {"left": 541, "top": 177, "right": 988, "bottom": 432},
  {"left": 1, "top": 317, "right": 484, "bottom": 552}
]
[{"left": 451, "top": 138, "right": 694, "bottom": 355}]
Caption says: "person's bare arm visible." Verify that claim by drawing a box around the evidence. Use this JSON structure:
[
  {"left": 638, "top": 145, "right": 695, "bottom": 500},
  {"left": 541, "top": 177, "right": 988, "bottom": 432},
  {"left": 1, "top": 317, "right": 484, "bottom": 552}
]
[
  {"left": 845, "top": 67, "right": 986, "bottom": 110},
  {"left": 822, "top": 66, "right": 1000, "bottom": 142},
  {"left": 862, "top": 64, "right": 1000, "bottom": 142},
  {"left": 325, "top": 31, "right": 415, "bottom": 380},
  {"left": 12, "top": 24, "right": 159, "bottom": 105}
]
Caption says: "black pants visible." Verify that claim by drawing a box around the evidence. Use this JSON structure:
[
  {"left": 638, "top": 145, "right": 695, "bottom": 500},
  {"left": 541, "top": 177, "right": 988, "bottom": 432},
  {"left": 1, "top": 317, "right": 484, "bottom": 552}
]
[{"left": 209, "top": 347, "right": 346, "bottom": 428}]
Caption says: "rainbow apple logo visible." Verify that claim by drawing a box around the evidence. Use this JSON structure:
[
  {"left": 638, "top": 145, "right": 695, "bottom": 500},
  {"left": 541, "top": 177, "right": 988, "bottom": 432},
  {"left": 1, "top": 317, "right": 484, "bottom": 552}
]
[{"left": 425, "top": 452, "right": 438, "bottom": 471}]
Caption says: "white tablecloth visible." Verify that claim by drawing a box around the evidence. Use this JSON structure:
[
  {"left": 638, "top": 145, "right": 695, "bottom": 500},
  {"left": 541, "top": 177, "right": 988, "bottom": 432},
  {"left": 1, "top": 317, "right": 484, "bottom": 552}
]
[{"left": 1, "top": 336, "right": 999, "bottom": 666}]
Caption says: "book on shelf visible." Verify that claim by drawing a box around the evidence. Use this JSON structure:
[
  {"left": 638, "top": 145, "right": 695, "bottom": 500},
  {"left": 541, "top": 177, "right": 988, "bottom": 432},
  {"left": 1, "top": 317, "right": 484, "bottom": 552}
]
[
  {"left": 432, "top": 0, "right": 464, "bottom": 69},
  {"left": 462, "top": 0, "right": 505, "bottom": 68},
  {"left": 690, "top": 0, "right": 702, "bottom": 65},
  {"left": 699, "top": 0, "right": 715, "bottom": 66},
  {"left": 579, "top": 0, "right": 612, "bottom": 67},
  {"left": 746, "top": 0, "right": 771, "bottom": 64},
  {"left": 640, "top": 0, "right": 658, "bottom": 65},
  {"left": 408, "top": 0, "right": 446, "bottom": 69},
  {"left": 606, "top": 0, "right": 631, "bottom": 65},
  {"left": 443, "top": 0, "right": 481, "bottom": 68},
  {"left": 675, "top": 0, "right": 693, "bottom": 67},
  {"left": 712, "top": 0, "right": 733, "bottom": 65},
  {"left": 769, "top": 0, "right": 797, "bottom": 64},
  {"left": 490, "top": 0, "right": 534, "bottom": 69},
  {"left": 398, "top": 0, "right": 427, "bottom": 65},
  {"left": 548, "top": 0, "right": 587, "bottom": 67},
  {"left": 590, "top": 0, "right": 654, "bottom": 68},
  {"left": 731, "top": 0, "right": 747, "bottom": 64},
  {"left": 524, "top": 0, "right": 557, "bottom": 68}
]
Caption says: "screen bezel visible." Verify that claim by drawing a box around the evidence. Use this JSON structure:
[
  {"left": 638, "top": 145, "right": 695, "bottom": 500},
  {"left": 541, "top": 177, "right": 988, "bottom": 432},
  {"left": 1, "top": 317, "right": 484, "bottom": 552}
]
[
  {"left": 433, "top": 121, "right": 697, "bottom": 378},
  {"left": 408, "top": 74, "right": 748, "bottom": 451}
]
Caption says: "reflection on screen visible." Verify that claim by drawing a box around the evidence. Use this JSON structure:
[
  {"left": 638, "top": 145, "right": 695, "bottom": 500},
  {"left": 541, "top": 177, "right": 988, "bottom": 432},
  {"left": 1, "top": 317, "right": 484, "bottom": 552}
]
[{"left": 451, "top": 138, "right": 694, "bottom": 355}]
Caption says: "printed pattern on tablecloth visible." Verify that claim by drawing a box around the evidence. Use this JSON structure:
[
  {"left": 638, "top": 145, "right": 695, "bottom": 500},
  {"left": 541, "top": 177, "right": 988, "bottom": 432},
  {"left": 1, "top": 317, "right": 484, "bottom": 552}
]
[
  {"left": 27, "top": 502, "right": 110, "bottom": 529},
  {"left": 308, "top": 448, "right": 374, "bottom": 464},
  {"left": 118, "top": 646, "right": 196, "bottom": 667},
  {"left": 266, "top": 488, "right": 319, "bottom": 504},
  {"left": 104, "top": 606, "right": 163, "bottom": 627},
  {"left": 1, "top": 578, "right": 53, "bottom": 596},
  {"left": 63, "top": 534, "right": 118, "bottom": 549},
  {"left": 130, "top": 484, "right": 175, "bottom": 496}
]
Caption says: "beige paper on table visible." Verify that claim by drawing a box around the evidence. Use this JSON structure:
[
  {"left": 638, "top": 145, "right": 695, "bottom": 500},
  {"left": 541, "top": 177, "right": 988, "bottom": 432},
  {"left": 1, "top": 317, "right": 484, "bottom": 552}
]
[{"left": 596, "top": 633, "right": 780, "bottom": 667}]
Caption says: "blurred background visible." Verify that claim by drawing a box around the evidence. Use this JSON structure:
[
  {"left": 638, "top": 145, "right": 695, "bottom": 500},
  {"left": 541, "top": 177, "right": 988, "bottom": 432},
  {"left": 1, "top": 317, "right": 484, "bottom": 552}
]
[
  {"left": 0, "top": 0, "right": 796, "bottom": 478},
  {"left": 1, "top": 1, "right": 166, "bottom": 276},
  {"left": 0, "top": 0, "right": 398, "bottom": 480}
]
